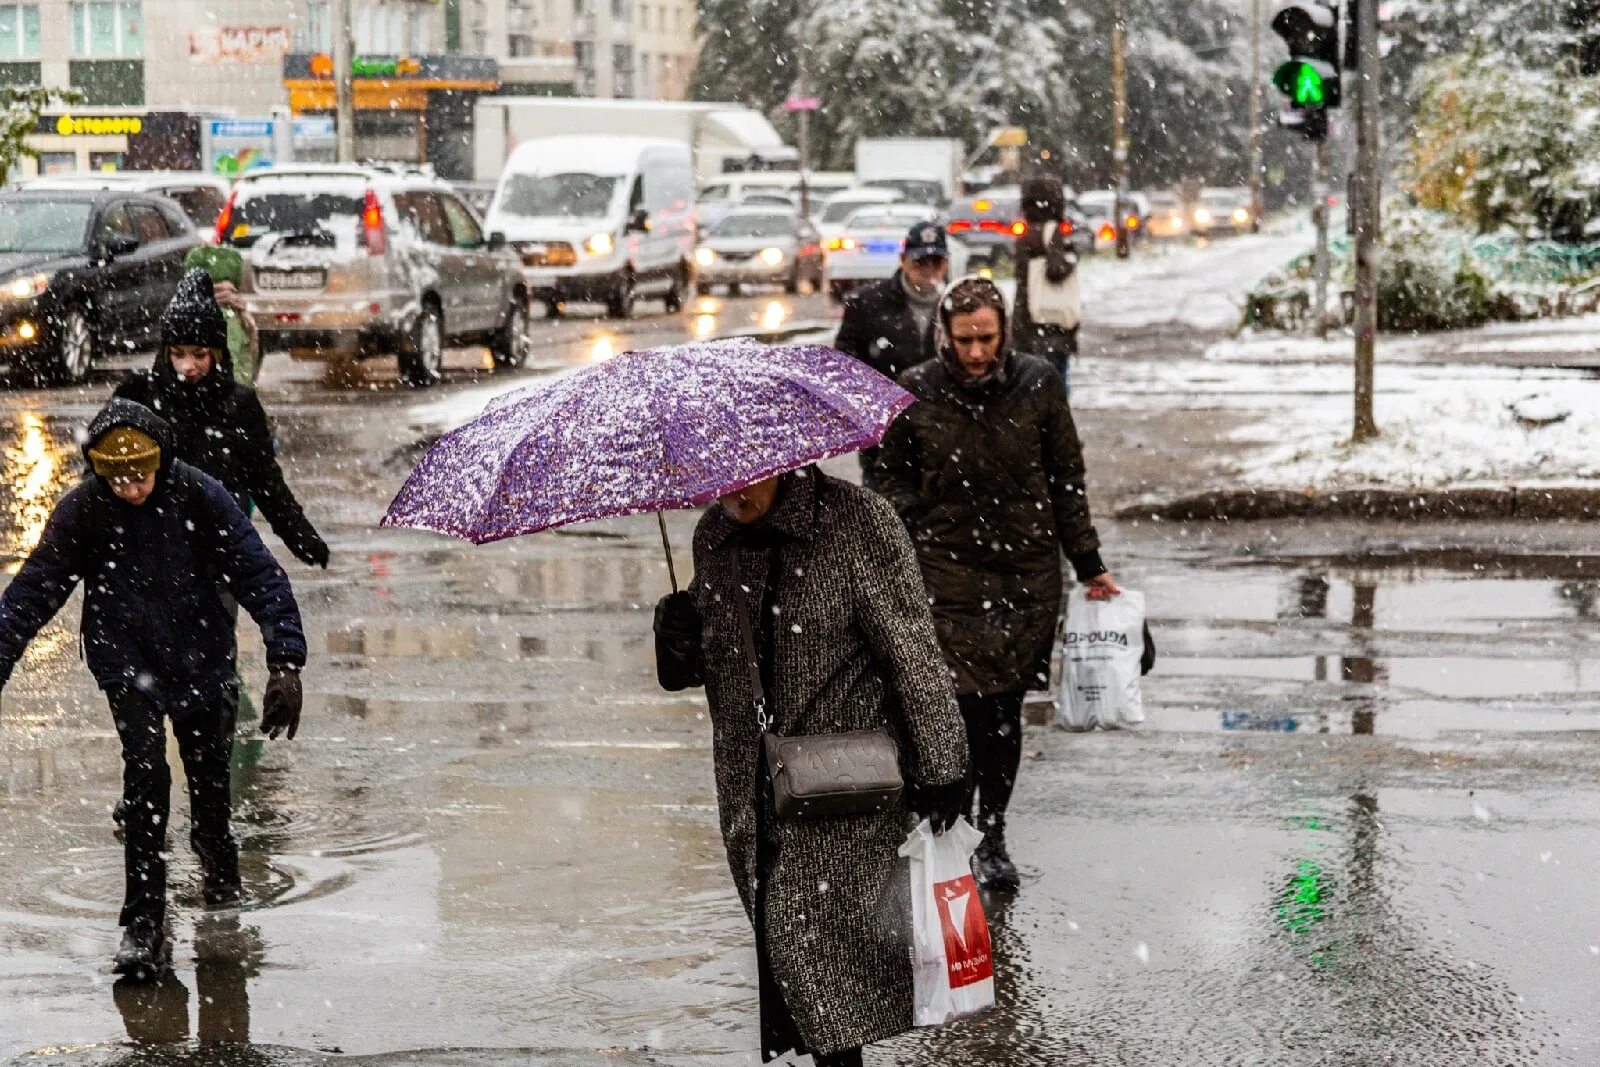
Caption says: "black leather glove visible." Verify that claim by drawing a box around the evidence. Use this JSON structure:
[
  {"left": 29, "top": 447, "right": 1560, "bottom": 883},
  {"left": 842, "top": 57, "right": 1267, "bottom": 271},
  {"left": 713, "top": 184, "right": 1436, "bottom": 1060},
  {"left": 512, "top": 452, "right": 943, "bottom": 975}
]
[
  {"left": 910, "top": 779, "right": 967, "bottom": 835},
  {"left": 261, "top": 665, "right": 302, "bottom": 740},
  {"left": 1141, "top": 621, "right": 1157, "bottom": 676}
]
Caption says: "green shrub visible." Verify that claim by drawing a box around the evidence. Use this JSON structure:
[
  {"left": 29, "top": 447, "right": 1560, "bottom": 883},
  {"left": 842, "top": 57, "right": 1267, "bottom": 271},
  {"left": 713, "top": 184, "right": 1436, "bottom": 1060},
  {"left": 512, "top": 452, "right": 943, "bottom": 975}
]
[{"left": 1376, "top": 213, "right": 1493, "bottom": 330}]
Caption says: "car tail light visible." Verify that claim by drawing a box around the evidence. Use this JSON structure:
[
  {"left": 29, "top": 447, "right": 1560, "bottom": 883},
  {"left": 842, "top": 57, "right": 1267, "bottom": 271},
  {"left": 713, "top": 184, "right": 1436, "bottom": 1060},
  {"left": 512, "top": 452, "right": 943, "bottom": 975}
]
[
  {"left": 1009, "top": 221, "right": 1028, "bottom": 237},
  {"left": 214, "top": 189, "right": 238, "bottom": 245},
  {"left": 1098, "top": 222, "right": 1116, "bottom": 241},
  {"left": 948, "top": 220, "right": 974, "bottom": 234},
  {"left": 977, "top": 219, "right": 1005, "bottom": 233},
  {"left": 973, "top": 199, "right": 992, "bottom": 212},
  {"left": 1125, "top": 214, "right": 1141, "bottom": 230},
  {"left": 1058, "top": 220, "right": 1075, "bottom": 236},
  {"left": 362, "top": 189, "right": 387, "bottom": 256}
]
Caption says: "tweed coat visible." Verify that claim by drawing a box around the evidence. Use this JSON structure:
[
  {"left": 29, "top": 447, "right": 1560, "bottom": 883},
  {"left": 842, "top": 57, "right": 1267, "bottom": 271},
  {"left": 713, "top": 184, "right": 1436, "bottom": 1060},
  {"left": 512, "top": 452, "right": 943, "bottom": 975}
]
[
  {"left": 875, "top": 350, "right": 1105, "bottom": 695},
  {"left": 672, "top": 468, "right": 968, "bottom": 1056}
]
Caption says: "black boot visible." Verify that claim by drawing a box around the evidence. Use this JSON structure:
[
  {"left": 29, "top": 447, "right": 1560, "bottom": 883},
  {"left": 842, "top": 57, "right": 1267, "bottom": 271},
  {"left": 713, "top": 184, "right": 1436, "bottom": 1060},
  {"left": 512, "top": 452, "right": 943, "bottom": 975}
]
[
  {"left": 973, "top": 817, "right": 1020, "bottom": 891},
  {"left": 113, "top": 923, "right": 170, "bottom": 978}
]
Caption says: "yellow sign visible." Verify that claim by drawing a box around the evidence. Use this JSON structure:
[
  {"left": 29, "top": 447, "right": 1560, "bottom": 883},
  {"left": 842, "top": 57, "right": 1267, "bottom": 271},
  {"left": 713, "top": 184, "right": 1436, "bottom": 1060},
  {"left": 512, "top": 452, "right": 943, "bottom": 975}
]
[
  {"left": 54, "top": 114, "right": 144, "bottom": 136},
  {"left": 991, "top": 126, "right": 1028, "bottom": 147}
]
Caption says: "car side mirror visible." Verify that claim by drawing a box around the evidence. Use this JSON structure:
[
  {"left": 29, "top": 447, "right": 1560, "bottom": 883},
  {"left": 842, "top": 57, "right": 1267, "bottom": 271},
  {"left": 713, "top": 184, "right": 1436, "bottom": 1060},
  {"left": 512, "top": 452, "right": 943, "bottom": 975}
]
[
  {"left": 102, "top": 233, "right": 138, "bottom": 259},
  {"left": 626, "top": 208, "right": 651, "bottom": 234},
  {"left": 486, "top": 231, "right": 507, "bottom": 251}
]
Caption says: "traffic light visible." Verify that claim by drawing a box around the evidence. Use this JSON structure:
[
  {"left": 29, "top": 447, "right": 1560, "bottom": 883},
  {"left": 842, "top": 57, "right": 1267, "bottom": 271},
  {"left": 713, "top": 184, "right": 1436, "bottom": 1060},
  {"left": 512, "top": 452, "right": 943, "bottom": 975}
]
[{"left": 1271, "top": 1, "right": 1341, "bottom": 139}]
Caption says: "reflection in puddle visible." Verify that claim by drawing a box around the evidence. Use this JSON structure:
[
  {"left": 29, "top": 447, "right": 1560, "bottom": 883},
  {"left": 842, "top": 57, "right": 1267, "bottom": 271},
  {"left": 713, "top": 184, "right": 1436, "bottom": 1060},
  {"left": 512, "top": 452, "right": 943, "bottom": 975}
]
[
  {"left": 4, "top": 413, "right": 66, "bottom": 573},
  {"left": 761, "top": 300, "right": 787, "bottom": 330},
  {"left": 693, "top": 312, "right": 716, "bottom": 339}
]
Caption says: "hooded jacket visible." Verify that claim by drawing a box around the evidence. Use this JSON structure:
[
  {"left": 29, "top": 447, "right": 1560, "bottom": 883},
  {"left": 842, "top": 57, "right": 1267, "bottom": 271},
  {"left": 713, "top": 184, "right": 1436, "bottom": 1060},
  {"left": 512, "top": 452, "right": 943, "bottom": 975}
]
[
  {"left": 875, "top": 278, "right": 1104, "bottom": 694},
  {"left": 114, "top": 281, "right": 328, "bottom": 568},
  {"left": 0, "top": 399, "right": 307, "bottom": 713}
]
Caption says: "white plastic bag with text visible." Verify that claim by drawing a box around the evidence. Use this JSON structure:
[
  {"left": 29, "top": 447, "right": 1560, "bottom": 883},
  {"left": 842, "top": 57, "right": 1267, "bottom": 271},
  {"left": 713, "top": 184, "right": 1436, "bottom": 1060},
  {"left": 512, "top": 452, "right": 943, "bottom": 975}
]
[
  {"left": 1056, "top": 587, "right": 1146, "bottom": 731},
  {"left": 898, "top": 818, "right": 995, "bottom": 1026}
]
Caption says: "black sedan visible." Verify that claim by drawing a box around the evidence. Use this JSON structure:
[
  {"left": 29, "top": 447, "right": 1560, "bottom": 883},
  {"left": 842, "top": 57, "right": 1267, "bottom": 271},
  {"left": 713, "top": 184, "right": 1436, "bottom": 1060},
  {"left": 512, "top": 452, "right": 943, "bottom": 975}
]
[{"left": 0, "top": 190, "right": 199, "bottom": 383}]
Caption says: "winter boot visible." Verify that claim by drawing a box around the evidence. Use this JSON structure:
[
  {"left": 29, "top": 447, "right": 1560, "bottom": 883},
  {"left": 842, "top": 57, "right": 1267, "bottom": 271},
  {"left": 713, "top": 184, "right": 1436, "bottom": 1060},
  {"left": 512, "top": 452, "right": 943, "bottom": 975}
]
[
  {"left": 112, "top": 923, "right": 171, "bottom": 978},
  {"left": 973, "top": 817, "right": 1020, "bottom": 891}
]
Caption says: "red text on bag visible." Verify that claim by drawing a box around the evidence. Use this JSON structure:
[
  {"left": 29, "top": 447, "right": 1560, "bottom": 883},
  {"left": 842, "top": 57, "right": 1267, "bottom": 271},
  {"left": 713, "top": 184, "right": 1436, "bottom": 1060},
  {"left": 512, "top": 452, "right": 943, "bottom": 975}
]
[{"left": 933, "top": 874, "right": 993, "bottom": 988}]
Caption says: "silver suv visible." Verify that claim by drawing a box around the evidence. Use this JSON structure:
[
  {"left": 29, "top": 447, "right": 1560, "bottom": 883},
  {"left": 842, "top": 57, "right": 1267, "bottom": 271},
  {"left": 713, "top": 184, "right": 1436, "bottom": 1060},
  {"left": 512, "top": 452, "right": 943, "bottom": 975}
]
[{"left": 222, "top": 164, "right": 530, "bottom": 386}]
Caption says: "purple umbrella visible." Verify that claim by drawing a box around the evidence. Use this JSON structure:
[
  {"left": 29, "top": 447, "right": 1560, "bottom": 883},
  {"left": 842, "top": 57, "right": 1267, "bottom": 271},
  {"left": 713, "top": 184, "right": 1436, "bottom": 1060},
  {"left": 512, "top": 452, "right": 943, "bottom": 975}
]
[{"left": 381, "top": 337, "right": 913, "bottom": 583}]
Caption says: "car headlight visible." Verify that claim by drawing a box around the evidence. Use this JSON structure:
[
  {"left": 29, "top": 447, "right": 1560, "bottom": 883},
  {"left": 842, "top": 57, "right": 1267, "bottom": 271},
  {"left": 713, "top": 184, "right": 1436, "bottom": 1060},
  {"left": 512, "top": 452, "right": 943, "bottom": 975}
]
[
  {"left": 4, "top": 273, "right": 50, "bottom": 300},
  {"left": 694, "top": 246, "right": 716, "bottom": 267},
  {"left": 759, "top": 246, "right": 785, "bottom": 267},
  {"left": 1194, "top": 208, "right": 1212, "bottom": 225},
  {"left": 585, "top": 232, "right": 615, "bottom": 256},
  {"left": 1232, "top": 208, "right": 1250, "bottom": 224}
]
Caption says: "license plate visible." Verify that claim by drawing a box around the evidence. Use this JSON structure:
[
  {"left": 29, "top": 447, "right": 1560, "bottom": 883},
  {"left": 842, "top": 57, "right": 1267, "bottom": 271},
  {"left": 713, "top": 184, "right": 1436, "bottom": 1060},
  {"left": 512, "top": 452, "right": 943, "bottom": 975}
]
[{"left": 257, "top": 269, "right": 326, "bottom": 291}]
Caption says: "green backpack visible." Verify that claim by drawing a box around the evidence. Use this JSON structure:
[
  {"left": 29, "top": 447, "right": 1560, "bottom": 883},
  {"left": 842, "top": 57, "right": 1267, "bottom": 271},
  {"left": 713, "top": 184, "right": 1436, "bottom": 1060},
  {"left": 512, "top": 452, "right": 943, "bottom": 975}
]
[{"left": 184, "top": 245, "right": 255, "bottom": 385}]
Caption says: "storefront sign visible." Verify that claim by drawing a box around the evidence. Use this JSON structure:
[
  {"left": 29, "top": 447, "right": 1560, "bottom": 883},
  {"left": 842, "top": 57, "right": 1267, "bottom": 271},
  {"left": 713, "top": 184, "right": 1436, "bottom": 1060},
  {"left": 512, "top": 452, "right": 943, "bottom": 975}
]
[
  {"left": 50, "top": 114, "right": 144, "bottom": 136},
  {"left": 308, "top": 53, "right": 423, "bottom": 78},
  {"left": 190, "top": 26, "right": 292, "bottom": 64}
]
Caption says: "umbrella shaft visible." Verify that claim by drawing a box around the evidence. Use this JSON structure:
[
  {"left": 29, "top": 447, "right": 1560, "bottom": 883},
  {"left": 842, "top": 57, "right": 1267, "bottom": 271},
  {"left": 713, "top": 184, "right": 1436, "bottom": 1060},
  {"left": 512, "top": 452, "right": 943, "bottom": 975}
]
[{"left": 658, "top": 512, "right": 679, "bottom": 593}]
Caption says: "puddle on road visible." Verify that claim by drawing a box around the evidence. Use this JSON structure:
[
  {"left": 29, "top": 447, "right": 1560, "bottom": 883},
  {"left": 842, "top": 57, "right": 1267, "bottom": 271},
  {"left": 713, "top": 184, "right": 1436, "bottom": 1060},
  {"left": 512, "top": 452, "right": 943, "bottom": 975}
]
[{"left": 1140, "top": 550, "right": 1600, "bottom": 739}]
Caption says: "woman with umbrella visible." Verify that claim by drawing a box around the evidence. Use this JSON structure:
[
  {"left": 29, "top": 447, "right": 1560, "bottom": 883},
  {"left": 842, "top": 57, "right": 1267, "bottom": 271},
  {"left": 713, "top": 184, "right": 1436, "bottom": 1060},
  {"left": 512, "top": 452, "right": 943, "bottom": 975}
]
[
  {"left": 383, "top": 338, "right": 973, "bottom": 1067},
  {"left": 655, "top": 468, "right": 969, "bottom": 1066}
]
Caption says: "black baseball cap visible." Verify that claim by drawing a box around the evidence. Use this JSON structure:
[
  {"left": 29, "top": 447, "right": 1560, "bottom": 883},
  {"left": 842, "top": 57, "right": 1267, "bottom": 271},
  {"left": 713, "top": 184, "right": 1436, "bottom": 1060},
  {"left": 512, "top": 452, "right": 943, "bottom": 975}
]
[{"left": 903, "top": 221, "right": 949, "bottom": 261}]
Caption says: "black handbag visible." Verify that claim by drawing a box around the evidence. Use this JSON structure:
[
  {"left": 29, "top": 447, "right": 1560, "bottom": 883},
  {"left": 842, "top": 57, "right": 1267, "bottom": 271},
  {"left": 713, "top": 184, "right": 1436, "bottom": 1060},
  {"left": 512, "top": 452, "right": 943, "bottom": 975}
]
[{"left": 731, "top": 552, "right": 904, "bottom": 821}]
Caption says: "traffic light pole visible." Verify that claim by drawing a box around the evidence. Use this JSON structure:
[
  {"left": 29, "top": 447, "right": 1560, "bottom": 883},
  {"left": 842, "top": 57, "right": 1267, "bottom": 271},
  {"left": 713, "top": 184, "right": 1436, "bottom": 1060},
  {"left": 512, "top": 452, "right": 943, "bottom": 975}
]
[
  {"left": 1351, "top": 0, "right": 1379, "bottom": 441},
  {"left": 1249, "top": 0, "right": 1265, "bottom": 223},
  {"left": 1111, "top": 0, "right": 1131, "bottom": 258},
  {"left": 1312, "top": 137, "right": 1330, "bottom": 338}
]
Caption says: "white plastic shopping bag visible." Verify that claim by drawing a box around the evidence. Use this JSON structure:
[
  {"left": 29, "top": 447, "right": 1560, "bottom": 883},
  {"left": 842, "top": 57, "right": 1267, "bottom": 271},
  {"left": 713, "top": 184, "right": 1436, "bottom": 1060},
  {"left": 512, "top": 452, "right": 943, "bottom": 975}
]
[
  {"left": 1026, "top": 256, "right": 1083, "bottom": 329},
  {"left": 898, "top": 818, "right": 995, "bottom": 1026},
  {"left": 1057, "top": 587, "right": 1147, "bottom": 731}
]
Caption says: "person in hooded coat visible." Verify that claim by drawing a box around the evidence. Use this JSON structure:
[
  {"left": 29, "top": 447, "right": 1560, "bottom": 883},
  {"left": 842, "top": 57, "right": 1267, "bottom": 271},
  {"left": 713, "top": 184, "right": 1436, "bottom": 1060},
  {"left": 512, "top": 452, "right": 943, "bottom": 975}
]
[
  {"left": 653, "top": 467, "right": 969, "bottom": 1067},
  {"left": 114, "top": 268, "right": 328, "bottom": 569},
  {"left": 874, "top": 276, "right": 1120, "bottom": 890},
  {"left": 1011, "top": 176, "right": 1082, "bottom": 389},
  {"left": 0, "top": 398, "right": 306, "bottom": 976}
]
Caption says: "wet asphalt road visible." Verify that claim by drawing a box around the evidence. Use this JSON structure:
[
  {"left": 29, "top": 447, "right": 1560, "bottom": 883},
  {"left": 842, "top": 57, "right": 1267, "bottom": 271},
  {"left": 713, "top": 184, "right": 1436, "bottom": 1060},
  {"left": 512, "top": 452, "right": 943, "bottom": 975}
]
[{"left": 1, "top": 269, "right": 1598, "bottom": 1066}]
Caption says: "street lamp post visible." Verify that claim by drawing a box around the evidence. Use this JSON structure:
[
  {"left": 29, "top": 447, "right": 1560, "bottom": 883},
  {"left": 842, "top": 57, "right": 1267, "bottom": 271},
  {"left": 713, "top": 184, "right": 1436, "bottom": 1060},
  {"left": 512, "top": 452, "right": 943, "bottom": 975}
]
[
  {"left": 333, "top": 0, "right": 355, "bottom": 163},
  {"left": 1110, "top": 0, "right": 1131, "bottom": 258}
]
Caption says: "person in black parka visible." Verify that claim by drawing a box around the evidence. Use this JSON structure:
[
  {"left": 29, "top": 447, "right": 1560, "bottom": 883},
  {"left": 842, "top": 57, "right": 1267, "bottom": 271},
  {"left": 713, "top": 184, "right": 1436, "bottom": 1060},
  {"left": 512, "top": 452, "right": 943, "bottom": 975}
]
[
  {"left": 115, "top": 268, "right": 328, "bottom": 570},
  {"left": 0, "top": 398, "right": 307, "bottom": 977}
]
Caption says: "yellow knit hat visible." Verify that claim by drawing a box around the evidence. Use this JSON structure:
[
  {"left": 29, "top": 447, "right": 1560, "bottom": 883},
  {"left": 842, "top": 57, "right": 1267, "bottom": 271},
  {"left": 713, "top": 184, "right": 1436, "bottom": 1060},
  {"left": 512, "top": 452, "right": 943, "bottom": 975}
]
[{"left": 88, "top": 426, "right": 161, "bottom": 482}]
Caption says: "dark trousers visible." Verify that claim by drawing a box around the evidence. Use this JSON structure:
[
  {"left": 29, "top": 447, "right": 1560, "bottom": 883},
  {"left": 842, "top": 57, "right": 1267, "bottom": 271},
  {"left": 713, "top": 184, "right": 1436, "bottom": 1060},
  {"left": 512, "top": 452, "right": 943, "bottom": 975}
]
[
  {"left": 110, "top": 686, "right": 240, "bottom": 929},
  {"left": 958, "top": 690, "right": 1027, "bottom": 826}
]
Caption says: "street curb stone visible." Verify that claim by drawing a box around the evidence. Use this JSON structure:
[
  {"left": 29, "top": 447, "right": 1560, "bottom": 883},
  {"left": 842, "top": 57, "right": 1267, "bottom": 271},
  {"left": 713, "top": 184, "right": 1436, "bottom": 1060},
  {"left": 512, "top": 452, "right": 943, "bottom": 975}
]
[{"left": 1117, "top": 485, "right": 1600, "bottom": 522}]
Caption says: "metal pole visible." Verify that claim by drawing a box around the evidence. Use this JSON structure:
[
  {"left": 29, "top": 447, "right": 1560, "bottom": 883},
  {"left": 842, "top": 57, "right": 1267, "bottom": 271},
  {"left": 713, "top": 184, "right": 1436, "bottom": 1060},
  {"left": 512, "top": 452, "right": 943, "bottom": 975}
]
[
  {"left": 1248, "top": 0, "right": 1265, "bottom": 223},
  {"left": 796, "top": 9, "right": 810, "bottom": 218},
  {"left": 1312, "top": 137, "right": 1330, "bottom": 338},
  {"left": 333, "top": 0, "right": 356, "bottom": 163},
  {"left": 1110, "top": 0, "right": 1130, "bottom": 257},
  {"left": 1351, "top": 0, "right": 1379, "bottom": 441}
]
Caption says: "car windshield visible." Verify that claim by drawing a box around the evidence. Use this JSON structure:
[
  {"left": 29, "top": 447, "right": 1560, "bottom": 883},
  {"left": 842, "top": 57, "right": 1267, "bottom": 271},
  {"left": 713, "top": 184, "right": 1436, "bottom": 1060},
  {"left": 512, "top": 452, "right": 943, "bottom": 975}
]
[
  {"left": 0, "top": 200, "right": 92, "bottom": 253},
  {"left": 499, "top": 172, "right": 619, "bottom": 219},
  {"left": 710, "top": 214, "right": 793, "bottom": 238},
  {"left": 821, "top": 199, "right": 883, "bottom": 223},
  {"left": 847, "top": 210, "right": 920, "bottom": 230},
  {"left": 224, "top": 190, "right": 363, "bottom": 247},
  {"left": 1202, "top": 191, "right": 1245, "bottom": 207}
]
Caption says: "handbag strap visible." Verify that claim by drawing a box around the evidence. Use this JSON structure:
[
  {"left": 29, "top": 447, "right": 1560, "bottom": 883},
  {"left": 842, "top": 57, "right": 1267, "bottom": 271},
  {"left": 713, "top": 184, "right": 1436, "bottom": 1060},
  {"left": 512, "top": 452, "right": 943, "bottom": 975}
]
[{"left": 729, "top": 552, "right": 772, "bottom": 732}]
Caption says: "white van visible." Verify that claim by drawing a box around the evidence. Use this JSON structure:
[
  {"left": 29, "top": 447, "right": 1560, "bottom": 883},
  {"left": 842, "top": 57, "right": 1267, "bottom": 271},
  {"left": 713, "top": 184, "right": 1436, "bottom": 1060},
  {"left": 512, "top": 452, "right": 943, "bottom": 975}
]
[{"left": 486, "top": 135, "right": 696, "bottom": 318}]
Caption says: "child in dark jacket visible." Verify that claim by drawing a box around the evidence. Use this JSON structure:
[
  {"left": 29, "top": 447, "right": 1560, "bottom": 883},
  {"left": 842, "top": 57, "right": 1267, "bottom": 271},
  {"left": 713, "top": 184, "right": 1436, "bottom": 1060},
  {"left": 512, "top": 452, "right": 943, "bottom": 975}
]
[{"left": 0, "top": 398, "right": 306, "bottom": 977}]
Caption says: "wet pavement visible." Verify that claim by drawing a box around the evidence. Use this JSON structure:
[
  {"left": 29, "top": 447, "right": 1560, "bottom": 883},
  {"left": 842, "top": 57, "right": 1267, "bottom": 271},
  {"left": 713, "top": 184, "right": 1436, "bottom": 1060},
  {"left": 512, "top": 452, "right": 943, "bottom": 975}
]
[{"left": 2, "top": 272, "right": 1599, "bottom": 1065}]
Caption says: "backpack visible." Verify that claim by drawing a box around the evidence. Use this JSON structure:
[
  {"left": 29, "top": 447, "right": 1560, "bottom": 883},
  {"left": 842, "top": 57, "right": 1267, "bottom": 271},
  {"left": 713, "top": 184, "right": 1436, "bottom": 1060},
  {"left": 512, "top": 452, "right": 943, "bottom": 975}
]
[{"left": 1026, "top": 255, "right": 1083, "bottom": 329}]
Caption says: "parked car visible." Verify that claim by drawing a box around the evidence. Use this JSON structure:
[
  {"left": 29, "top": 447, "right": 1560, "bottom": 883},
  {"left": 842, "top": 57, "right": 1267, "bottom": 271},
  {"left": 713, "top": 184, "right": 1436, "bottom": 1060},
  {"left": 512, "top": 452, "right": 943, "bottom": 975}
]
[
  {"left": 220, "top": 164, "right": 529, "bottom": 387},
  {"left": 486, "top": 135, "right": 697, "bottom": 319},
  {"left": 0, "top": 189, "right": 200, "bottom": 383},
  {"left": 814, "top": 186, "right": 905, "bottom": 238},
  {"left": 1193, "top": 186, "right": 1257, "bottom": 236},
  {"left": 693, "top": 208, "right": 825, "bottom": 295},
  {"left": 1144, "top": 190, "right": 1188, "bottom": 239},
  {"left": 825, "top": 203, "right": 969, "bottom": 301},
  {"left": 452, "top": 179, "right": 498, "bottom": 217},
  {"left": 24, "top": 171, "right": 230, "bottom": 236}
]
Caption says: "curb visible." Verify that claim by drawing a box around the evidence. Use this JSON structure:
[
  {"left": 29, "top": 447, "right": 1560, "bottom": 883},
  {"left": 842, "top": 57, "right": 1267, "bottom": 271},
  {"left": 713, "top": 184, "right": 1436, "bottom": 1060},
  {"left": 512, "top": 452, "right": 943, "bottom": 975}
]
[
  {"left": 1116, "top": 485, "right": 1600, "bottom": 522},
  {"left": 729, "top": 320, "right": 835, "bottom": 344}
]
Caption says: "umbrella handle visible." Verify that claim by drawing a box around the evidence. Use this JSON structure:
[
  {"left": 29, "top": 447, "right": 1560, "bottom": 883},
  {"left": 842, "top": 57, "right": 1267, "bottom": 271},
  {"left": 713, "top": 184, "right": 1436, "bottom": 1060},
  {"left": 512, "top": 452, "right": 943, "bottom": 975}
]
[{"left": 658, "top": 512, "right": 679, "bottom": 593}]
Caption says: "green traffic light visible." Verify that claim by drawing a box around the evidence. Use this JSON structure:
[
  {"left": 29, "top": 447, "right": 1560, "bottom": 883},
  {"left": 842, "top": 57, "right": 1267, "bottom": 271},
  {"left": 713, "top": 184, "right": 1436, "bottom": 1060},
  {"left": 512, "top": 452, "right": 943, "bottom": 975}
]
[{"left": 1295, "top": 63, "right": 1326, "bottom": 107}]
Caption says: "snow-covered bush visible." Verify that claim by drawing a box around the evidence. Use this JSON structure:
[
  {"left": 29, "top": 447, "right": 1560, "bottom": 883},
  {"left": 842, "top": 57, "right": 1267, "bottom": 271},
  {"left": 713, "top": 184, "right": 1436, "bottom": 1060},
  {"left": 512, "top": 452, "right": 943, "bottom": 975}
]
[{"left": 1377, "top": 210, "right": 1493, "bottom": 331}]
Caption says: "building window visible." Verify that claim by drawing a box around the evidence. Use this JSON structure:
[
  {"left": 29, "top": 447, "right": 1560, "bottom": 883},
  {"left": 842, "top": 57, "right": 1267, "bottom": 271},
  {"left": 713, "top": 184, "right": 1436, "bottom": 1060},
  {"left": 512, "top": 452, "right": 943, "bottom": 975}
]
[
  {"left": 610, "top": 0, "right": 630, "bottom": 19},
  {"left": 0, "top": 4, "right": 40, "bottom": 59},
  {"left": 301, "top": 1, "right": 331, "bottom": 52},
  {"left": 408, "top": 6, "right": 431, "bottom": 51},
  {"left": 612, "top": 41, "right": 632, "bottom": 96},
  {"left": 70, "top": 1, "right": 141, "bottom": 58},
  {"left": 508, "top": 33, "right": 534, "bottom": 57},
  {"left": 573, "top": 0, "right": 592, "bottom": 13},
  {"left": 68, "top": 57, "right": 143, "bottom": 104}
]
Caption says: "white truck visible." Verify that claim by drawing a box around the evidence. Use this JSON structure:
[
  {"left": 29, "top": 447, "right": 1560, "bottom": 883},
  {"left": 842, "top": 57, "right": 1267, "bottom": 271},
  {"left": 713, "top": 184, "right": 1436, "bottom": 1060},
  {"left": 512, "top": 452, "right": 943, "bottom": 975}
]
[
  {"left": 853, "top": 137, "right": 964, "bottom": 207},
  {"left": 473, "top": 98, "right": 793, "bottom": 186}
]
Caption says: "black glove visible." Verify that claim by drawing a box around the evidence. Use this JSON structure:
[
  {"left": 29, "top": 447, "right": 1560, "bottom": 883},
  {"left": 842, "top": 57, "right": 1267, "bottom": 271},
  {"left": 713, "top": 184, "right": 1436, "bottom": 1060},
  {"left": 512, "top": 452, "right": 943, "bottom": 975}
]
[
  {"left": 910, "top": 779, "right": 967, "bottom": 835},
  {"left": 654, "top": 591, "right": 703, "bottom": 692},
  {"left": 1141, "top": 621, "right": 1157, "bottom": 676},
  {"left": 294, "top": 530, "right": 330, "bottom": 570},
  {"left": 261, "top": 665, "right": 302, "bottom": 740}
]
